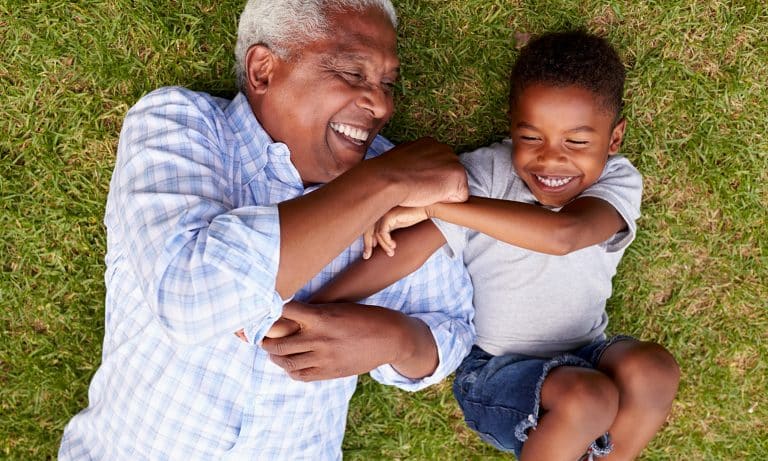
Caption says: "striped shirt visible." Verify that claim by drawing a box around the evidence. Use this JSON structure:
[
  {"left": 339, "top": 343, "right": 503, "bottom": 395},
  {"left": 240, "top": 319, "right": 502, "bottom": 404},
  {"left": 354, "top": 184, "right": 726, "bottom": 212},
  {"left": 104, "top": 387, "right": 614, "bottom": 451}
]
[{"left": 59, "top": 87, "right": 475, "bottom": 460}]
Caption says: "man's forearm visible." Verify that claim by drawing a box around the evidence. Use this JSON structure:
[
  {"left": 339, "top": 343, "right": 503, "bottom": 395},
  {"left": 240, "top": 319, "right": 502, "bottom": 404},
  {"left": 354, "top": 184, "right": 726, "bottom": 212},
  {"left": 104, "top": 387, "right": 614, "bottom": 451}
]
[
  {"left": 275, "top": 137, "right": 468, "bottom": 299},
  {"left": 276, "top": 160, "right": 405, "bottom": 299},
  {"left": 310, "top": 221, "right": 445, "bottom": 304},
  {"left": 389, "top": 314, "right": 439, "bottom": 379}
]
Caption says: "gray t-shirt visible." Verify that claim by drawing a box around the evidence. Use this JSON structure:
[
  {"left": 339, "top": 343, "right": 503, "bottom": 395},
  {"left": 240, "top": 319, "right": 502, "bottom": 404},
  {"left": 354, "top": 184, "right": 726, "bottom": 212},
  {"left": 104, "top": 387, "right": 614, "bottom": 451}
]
[{"left": 435, "top": 139, "right": 642, "bottom": 357}]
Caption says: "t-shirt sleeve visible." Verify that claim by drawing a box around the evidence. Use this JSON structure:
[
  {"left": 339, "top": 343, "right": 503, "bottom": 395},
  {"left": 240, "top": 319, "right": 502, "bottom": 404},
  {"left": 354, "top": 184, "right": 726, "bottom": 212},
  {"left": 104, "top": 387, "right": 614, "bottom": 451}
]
[
  {"left": 579, "top": 155, "right": 643, "bottom": 252},
  {"left": 432, "top": 142, "right": 507, "bottom": 258}
]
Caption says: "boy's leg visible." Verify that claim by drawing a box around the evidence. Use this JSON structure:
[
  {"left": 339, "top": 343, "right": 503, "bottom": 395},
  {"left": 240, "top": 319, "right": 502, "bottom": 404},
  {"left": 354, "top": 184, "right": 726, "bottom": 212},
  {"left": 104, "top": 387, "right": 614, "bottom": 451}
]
[
  {"left": 520, "top": 366, "right": 619, "bottom": 461},
  {"left": 596, "top": 340, "right": 680, "bottom": 460}
]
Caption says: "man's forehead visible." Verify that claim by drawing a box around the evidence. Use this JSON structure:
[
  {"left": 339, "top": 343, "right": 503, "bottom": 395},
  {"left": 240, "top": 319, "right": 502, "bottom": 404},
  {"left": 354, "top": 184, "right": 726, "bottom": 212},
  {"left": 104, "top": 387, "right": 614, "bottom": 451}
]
[
  {"left": 323, "top": 47, "right": 399, "bottom": 70},
  {"left": 319, "top": 10, "right": 397, "bottom": 55}
]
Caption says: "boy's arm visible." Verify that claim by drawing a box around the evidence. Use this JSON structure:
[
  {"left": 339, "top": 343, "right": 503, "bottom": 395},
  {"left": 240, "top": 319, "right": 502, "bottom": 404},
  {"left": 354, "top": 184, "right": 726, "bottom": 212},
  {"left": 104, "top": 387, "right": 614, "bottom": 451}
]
[
  {"left": 310, "top": 221, "right": 447, "bottom": 303},
  {"left": 428, "top": 195, "right": 625, "bottom": 255}
]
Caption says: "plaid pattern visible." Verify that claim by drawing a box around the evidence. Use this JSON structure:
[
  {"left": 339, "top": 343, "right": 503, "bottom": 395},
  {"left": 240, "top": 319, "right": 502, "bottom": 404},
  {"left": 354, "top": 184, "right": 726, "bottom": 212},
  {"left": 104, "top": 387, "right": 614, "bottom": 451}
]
[{"left": 59, "top": 87, "right": 475, "bottom": 460}]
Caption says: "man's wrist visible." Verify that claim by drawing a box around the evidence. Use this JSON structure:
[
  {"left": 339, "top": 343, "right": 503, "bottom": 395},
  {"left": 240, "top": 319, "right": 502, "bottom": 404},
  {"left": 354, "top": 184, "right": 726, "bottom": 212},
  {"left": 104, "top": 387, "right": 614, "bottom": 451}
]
[
  {"left": 361, "top": 156, "right": 410, "bottom": 206},
  {"left": 390, "top": 314, "right": 438, "bottom": 379}
]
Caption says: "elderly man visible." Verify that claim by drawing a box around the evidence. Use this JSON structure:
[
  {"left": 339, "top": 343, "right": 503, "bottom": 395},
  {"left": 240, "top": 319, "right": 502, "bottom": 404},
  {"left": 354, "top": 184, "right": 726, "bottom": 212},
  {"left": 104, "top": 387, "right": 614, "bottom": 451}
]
[{"left": 59, "top": 0, "right": 475, "bottom": 459}]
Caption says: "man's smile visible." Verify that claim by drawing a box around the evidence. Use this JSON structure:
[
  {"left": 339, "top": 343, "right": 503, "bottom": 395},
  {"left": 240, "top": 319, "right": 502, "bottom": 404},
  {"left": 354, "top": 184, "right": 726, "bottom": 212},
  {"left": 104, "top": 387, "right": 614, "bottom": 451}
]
[{"left": 330, "top": 122, "right": 370, "bottom": 146}]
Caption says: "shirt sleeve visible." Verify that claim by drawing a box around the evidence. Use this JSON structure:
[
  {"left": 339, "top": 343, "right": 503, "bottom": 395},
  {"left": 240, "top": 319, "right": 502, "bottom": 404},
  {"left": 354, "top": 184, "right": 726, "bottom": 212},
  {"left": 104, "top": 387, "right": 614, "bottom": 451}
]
[
  {"left": 579, "top": 155, "right": 643, "bottom": 252},
  {"left": 367, "top": 242, "right": 476, "bottom": 391},
  {"left": 108, "top": 88, "right": 285, "bottom": 345},
  {"left": 432, "top": 143, "right": 500, "bottom": 258}
]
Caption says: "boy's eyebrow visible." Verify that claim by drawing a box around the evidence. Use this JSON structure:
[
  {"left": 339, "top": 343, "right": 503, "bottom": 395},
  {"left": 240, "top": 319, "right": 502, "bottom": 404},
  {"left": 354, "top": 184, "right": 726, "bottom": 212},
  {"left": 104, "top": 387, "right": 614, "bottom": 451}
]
[
  {"left": 566, "top": 126, "right": 597, "bottom": 133},
  {"left": 515, "top": 122, "right": 597, "bottom": 133},
  {"left": 515, "top": 122, "right": 539, "bottom": 130}
]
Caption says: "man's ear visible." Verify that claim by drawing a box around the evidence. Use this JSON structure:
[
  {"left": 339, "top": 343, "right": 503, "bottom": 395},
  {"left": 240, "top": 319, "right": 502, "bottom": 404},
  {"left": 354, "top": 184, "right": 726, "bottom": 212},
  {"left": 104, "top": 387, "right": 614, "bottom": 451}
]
[
  {"left": 245, "top": 45, "right": 277, "bottom": 95},
  {"left": 608, "top": 117, "right": 626, "bottom": 155}
]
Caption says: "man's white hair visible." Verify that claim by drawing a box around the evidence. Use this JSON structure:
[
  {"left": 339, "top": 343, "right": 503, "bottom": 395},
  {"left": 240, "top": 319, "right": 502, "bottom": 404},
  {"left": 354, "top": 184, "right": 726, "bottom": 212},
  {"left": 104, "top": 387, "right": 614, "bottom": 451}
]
[{"left": 235, "top": 0, "right": 398, "bottom": 91}]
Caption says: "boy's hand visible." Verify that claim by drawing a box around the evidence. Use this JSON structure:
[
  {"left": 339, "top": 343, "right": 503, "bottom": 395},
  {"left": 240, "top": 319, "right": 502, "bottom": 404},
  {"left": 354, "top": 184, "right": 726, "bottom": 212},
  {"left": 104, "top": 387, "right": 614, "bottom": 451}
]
[{"left": 363, "top": 206, "right": 430, "bottom": 258}]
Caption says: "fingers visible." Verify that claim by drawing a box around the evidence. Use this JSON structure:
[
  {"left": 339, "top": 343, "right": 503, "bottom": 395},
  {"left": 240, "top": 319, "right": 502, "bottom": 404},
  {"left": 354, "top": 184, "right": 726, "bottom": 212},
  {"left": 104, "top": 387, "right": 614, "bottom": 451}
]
[
  {"left": 267, "top": 351, "right": 349, "bottom": 381},
  {"left": 377, "top": 137, "right": 468, "bottom": 208},
  {"left": 445, "top": 180, "right": 469, "bottom": 203},
  {"left": 278, "top": 300, "right": 317, "bottom": 324},
  {"left": 376, "top": 221, "right": 397, "bottom": 256},
  {"left": 263, "top": 336, "right": 348, "bottom": 382},
  {"left": 264, "top": 317, "right": 301, "bottom": 338},
  {"left": 362, "top": 226, "right": 377, "bottom": 259},
  {"left": 234, "top": 328, "right": 248, "bottom": 343}
]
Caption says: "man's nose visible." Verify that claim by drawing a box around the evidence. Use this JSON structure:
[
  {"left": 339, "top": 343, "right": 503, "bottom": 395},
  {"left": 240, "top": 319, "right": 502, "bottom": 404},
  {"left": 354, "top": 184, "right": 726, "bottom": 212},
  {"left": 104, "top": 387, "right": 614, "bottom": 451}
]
[{"left": 357, "top": 85, "right": 392, "bottom": 119}]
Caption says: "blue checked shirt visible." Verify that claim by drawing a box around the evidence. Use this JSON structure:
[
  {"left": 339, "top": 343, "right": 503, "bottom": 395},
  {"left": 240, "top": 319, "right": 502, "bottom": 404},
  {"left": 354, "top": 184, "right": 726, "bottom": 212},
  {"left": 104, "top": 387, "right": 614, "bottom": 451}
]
[{"left": 59, "top": 87, "right": 475, "bottom": 460}]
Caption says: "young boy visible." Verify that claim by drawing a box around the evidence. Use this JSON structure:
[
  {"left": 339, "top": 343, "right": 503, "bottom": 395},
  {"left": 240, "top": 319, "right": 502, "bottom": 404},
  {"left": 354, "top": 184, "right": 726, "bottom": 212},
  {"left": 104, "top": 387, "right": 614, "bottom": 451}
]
[{"left": 274, "top": 31, "right": 680, "bottom": 460}]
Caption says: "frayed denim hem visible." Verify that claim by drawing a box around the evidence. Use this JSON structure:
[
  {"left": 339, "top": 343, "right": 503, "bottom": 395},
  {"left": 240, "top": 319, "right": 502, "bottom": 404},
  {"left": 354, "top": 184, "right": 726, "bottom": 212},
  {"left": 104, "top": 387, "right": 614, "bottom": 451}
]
[
  {"left": 590, "top": 334, "right": 635, "bottom": 366},
  {"left": 513, "top": 354, "right": 592, "bottom": 442},
  {"left": 588, "top": 432, "right": 614, "bottom": 457}
]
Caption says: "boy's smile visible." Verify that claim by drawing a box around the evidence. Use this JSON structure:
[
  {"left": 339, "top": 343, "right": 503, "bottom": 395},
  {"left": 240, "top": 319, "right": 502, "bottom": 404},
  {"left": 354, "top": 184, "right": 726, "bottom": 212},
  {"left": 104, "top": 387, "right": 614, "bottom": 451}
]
[{"left": 510, "top": 84, "right": 626, "bottom": 207}]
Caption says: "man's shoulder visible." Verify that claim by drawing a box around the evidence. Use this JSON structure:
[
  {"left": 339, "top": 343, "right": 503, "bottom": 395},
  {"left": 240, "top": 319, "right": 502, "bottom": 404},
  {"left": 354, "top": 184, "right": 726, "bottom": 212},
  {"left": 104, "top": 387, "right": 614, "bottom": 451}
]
[
  {"left": 128, "top": 86, "right": 230, "bottom": 122},
  {"left": 365, "top": 135, "right": 395, "bottom": 159}
]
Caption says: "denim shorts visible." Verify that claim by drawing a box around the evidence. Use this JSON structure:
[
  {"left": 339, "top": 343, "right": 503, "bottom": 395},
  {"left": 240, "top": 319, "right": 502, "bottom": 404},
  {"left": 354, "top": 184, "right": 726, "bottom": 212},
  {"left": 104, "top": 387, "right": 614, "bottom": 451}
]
[{"left": 452, "top": 335, "right": 633, "bottom": 458}]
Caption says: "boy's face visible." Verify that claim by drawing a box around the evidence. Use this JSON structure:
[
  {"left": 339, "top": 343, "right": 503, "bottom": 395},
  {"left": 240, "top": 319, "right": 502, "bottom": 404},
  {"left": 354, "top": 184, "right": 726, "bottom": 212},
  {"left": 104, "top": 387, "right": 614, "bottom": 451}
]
[{"left": 510, "top": 84, "right": 626, "bottom": 207}]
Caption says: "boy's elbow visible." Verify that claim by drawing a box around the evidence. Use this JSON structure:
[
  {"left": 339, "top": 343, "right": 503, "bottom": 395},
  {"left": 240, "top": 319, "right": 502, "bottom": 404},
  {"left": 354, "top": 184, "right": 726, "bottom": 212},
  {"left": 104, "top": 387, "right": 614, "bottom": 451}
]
[{"left": 548, "top": 222, "right": 582, "bottom": 255}]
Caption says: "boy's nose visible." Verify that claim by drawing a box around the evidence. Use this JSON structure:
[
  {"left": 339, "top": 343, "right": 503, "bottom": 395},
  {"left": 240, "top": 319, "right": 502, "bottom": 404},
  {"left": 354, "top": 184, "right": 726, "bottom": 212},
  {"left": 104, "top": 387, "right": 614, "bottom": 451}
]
[{"left": 537, "top": 146, "right": 566, "bottom": 163}]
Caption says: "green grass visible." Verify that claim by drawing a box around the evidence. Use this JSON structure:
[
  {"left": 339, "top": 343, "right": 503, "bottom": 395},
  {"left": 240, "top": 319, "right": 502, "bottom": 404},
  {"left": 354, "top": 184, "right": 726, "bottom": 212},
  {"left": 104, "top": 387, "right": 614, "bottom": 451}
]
[{"left": 1, "top": 0, "right": 766, "bottom": 459}]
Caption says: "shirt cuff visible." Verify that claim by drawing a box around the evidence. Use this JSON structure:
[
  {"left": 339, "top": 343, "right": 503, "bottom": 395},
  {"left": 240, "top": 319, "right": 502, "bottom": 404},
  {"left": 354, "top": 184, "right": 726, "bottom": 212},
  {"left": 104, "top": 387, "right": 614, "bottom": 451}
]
[{"left": 369, "top": 312, "right": 474, "bottom": 392}]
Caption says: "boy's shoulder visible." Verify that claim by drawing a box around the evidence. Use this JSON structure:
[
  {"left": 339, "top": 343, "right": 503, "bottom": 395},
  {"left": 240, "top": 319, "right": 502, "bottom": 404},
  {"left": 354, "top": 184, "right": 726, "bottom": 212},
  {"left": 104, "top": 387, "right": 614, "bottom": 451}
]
[
  {"left": 458, "top": 139, "right": 530, "bottom": 200},
  {"left": 596, "top": 155, "right": 642, "bottom": 186},
  {"left": 458, "top": 138, "right": 514, "bottom": 173},
  {"left": 460, "top": 138, "right": 514, "bottom": 160}
]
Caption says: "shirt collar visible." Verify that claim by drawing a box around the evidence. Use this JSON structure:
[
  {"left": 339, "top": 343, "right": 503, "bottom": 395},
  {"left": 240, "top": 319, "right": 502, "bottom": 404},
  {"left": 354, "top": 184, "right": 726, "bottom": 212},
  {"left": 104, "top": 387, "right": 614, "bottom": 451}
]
[{"left": 225, "top": 92, "right": 303, "bottom": 189}]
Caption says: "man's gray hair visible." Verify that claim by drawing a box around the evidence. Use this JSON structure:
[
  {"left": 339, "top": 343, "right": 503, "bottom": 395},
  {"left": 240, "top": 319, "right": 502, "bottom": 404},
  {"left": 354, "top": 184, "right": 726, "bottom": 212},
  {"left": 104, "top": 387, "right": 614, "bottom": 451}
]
[{"left": 235, "top": 0, "right": 398, "bottom": 92}]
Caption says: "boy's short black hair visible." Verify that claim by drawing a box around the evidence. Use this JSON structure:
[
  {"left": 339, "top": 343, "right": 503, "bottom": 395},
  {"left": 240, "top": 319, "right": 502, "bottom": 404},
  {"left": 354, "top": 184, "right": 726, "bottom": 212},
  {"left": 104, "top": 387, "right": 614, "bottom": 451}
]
[{"left": 510, "top": 31, "right": 625, "bottom": 122}]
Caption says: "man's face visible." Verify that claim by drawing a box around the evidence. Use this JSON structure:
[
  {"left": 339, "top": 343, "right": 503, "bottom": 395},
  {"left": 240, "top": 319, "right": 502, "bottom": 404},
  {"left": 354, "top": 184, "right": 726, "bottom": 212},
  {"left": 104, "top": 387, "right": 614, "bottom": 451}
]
[
  {"left": 510, "top": 84, "right": 625, "bottom": 207},
  {"left": 253, "top": 7, "right": 399, "bottom": 185}
]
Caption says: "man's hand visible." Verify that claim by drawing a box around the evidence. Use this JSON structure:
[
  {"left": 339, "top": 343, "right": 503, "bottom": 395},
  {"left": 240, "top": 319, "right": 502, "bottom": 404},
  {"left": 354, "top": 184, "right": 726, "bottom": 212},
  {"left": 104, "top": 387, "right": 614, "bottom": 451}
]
[
  {"left": 362, "top": 206, "right": 430, "bottom": 259},
  {"left": 260, "top": 301, "right": 437, "bottom": 382},
  {"left": 373, "top": 137, "right": 468, "bottom": 208},
  {"left": 234, "top": 317, "right": 301, "bottom": 343}
]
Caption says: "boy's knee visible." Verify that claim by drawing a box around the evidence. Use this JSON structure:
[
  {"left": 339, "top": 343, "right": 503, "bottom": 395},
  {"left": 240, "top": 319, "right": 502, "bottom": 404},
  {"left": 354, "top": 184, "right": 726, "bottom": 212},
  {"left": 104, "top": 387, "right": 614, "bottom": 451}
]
[
  {"left": 546, "top": 368, "right": 619, "bottom": 432},
  {"left": 614, "top": 342, "right": 680, "bottom": 403}
]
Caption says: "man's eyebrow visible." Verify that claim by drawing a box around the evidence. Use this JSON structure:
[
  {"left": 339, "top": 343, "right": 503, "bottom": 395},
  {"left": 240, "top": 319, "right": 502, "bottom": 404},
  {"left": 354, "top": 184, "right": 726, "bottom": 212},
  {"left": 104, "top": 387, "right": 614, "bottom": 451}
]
[{"left": 323, "top": 52, "right": 400, "bottom": 77}]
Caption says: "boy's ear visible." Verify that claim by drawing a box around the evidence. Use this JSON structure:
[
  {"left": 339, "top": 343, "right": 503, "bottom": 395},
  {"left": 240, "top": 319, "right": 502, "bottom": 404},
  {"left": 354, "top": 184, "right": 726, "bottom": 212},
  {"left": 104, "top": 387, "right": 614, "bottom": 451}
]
[
  {"left": 608, "top": 117, "right": 627, "bottom": 156},
  {"left": 245, "top": 45, "right": 278, "bottom": 95}
]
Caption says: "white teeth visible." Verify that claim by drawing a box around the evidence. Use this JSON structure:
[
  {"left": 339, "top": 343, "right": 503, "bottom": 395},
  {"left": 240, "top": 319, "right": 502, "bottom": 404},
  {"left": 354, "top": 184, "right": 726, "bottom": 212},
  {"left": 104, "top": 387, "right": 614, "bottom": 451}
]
[
  {"left": 536, "top": 175, "right": 574, "bottom": 188},
  {"left": 330, "top": 122, "right": 369, "bottom": 142}
]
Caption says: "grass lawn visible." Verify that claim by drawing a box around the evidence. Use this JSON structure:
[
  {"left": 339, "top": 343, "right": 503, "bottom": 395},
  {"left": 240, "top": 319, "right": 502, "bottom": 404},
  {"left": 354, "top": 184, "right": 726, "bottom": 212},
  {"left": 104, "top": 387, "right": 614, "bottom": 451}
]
[{"left": 1, "top": 0, "right": 766, "bottom": 459}]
